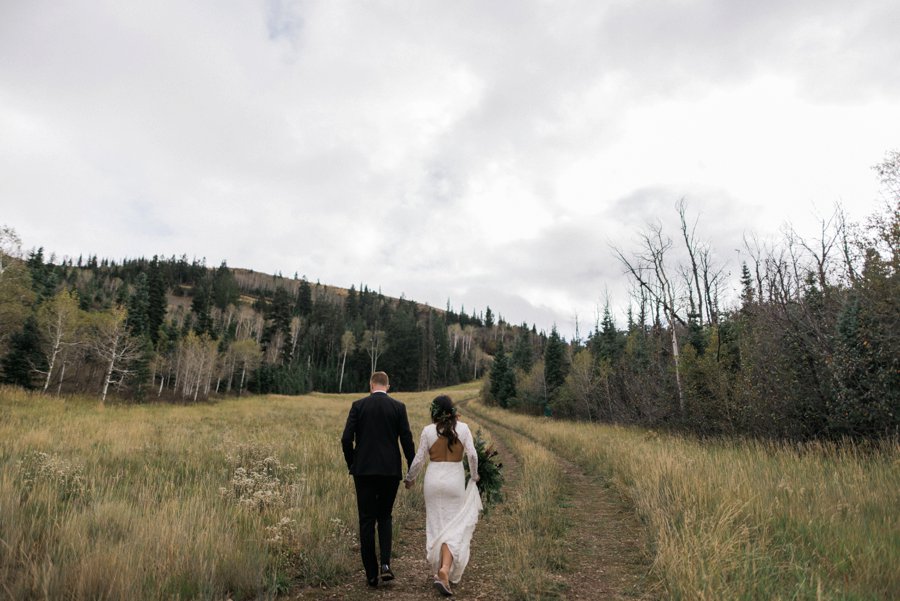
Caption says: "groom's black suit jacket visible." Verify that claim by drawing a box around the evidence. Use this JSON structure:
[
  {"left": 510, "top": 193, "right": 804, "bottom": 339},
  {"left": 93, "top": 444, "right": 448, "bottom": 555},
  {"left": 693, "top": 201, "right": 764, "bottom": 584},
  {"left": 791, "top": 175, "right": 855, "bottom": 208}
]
[{"left": 341, "top": 391, "right": 416, "bottom": 478}]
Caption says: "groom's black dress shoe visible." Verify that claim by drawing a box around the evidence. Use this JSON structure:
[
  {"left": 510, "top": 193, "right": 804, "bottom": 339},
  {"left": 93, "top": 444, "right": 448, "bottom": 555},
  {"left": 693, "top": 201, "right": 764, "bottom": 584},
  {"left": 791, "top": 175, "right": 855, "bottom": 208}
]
[
  {"left": 366, "top": 576, "right": 379, "bottom": 588},
  {"left": 380, "top": 564, "right": 395, "bottom": 582}
]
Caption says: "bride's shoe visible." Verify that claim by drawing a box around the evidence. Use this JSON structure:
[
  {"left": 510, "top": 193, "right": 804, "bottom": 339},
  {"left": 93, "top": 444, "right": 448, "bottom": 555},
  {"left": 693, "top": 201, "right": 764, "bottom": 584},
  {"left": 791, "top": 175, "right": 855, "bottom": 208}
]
[{"left": 433, "top": 578, "right": 453, "bottom": 596}]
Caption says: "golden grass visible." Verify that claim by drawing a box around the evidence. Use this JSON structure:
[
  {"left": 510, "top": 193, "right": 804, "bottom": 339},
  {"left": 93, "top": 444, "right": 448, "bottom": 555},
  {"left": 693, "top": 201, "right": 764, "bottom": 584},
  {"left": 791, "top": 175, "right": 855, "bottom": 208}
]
[
  {"left": 0, "top": 385, "right": 471, "bottom": 600},
  {"left": 7, "top": 383, "right": 892, "bottom": 600},
  {"left": 469, "top": 401, "right": 900, "bottom": 601}
]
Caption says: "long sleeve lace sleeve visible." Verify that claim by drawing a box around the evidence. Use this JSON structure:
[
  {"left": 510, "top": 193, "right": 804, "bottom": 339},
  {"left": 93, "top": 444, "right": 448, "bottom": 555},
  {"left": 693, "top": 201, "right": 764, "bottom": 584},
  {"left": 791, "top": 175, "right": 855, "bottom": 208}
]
[
  {"left": 405, "top": 426, "right": 430, "bottom": 482},
  {"left": 461, "top": 423, "right": 479, "bottom": 481}
]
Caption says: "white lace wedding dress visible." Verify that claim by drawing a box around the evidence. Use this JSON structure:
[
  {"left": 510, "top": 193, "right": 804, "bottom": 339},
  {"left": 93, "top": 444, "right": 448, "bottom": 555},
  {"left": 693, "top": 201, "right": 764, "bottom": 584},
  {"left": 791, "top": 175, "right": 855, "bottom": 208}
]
[{"left": 405, "top": 421, "right": 483, "bottom": 584}]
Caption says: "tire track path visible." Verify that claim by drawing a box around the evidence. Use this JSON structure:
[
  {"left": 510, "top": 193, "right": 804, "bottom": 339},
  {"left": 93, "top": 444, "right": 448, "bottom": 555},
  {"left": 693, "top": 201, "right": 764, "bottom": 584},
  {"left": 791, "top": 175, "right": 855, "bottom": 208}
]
[{"left": 463, "top": 402, "right": 655, "bottom": 600}]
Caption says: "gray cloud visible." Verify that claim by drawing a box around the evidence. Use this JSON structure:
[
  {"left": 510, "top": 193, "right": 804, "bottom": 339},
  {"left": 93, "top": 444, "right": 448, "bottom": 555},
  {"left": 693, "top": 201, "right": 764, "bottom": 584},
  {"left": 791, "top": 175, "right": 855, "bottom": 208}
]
[
  {"left": 2, "top": 0, "right": 898, "bottom": 339},
  {"left": 596, "top": 0, "right": 900, "bottom": 102}
]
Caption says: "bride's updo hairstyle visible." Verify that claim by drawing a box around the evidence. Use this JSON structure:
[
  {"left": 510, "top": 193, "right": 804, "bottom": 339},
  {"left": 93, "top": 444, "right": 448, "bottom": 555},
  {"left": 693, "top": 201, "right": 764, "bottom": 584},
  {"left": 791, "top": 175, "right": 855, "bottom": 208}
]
[{"left": 430, "top": 394, "right": 460, "bottom": 449}]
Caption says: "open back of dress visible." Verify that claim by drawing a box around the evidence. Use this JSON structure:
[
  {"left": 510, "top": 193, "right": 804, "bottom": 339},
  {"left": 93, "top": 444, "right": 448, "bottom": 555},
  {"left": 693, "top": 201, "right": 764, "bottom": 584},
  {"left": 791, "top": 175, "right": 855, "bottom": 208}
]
[{"left": 428, "top": 435, "right": 464, "bottom": 462}]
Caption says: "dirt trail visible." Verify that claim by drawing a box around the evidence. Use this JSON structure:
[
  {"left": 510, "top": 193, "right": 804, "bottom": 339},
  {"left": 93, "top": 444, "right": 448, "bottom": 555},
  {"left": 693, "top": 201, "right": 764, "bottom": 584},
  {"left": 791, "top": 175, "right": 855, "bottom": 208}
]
[
  {"left": 465, "top": 406, "right": 654, "bottom": 601},
  {"left": 293, "top": 405, "right": 653, "bottom": 600},
  {"left": 549, "top": 456, "right": 654, "bottom": 600}
]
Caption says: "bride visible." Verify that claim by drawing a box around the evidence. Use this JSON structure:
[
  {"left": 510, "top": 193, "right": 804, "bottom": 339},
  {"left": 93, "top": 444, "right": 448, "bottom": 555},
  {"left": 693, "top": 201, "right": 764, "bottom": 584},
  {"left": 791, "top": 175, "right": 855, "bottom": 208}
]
[{"left": 404, "top": 395, "right": 482, "bottom": 596}]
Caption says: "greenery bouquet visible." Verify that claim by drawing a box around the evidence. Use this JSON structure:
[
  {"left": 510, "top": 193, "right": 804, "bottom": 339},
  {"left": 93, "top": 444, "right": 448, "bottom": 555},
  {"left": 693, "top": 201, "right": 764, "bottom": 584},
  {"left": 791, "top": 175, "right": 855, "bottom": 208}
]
[{"left": 465, "top": 429, "right": 504, "bottom": 509}]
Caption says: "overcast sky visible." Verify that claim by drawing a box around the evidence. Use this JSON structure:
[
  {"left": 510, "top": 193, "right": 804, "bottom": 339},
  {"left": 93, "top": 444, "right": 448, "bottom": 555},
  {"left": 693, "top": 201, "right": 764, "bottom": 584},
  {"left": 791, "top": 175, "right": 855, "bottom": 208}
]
[{"left": 2, "top": 0, "right": 898, "bottom": 339}]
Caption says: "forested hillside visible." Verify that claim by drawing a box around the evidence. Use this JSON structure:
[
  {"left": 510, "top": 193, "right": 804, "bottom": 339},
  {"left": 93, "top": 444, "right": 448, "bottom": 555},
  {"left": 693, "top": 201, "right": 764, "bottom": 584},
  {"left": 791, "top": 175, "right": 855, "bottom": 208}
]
[
  {"left": 0, "top": 241, "right": 540, "bottom": 400},
  {"left": 1, "top": 154, "right": 896, "bottom": 443}
]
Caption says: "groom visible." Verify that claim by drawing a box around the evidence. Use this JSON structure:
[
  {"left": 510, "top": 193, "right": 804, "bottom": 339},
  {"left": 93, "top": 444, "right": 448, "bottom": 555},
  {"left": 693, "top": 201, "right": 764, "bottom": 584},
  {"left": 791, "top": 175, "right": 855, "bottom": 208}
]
[{"left": 341, "top": 371, "right": 416, "bottom": 588}]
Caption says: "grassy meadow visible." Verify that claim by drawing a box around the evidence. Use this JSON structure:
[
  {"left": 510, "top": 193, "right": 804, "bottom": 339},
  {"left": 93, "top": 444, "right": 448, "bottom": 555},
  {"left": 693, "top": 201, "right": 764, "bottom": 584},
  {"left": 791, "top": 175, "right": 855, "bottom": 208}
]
[
  {"left": 468, "top": 402, "right": 900, "bottom": 601},
  {"left": 0, "top": 385, "right": 475, "bottom": 600},
  {"left": 2, "top": 384, "right": 897, "bottom": 600}
]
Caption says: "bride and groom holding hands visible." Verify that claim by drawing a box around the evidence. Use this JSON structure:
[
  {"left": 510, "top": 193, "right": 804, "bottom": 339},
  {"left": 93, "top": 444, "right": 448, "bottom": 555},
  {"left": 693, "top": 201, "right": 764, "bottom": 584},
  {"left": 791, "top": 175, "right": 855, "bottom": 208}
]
[{"left": 341, "top": 371, "right": 482, "bottom": 597}]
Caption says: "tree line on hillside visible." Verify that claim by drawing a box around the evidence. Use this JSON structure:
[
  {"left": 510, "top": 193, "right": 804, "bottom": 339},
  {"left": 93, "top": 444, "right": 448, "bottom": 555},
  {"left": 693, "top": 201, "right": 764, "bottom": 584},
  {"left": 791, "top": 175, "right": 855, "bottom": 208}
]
[
  {"left": 0, "top": 240, "right": 544, "bottom": 401},
  {"left": 1, "top": 154, "right": 896, "bottom": 441},
  {"left": 484, "top": 153, "right": 898, "bottom": 441}
]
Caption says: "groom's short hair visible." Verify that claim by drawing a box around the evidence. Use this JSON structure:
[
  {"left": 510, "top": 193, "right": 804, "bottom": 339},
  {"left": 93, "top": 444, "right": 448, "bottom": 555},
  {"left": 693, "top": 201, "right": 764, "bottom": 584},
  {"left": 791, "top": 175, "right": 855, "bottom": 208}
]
[{"left": 370, "top": 371, "right": 389, "bottom": 389}]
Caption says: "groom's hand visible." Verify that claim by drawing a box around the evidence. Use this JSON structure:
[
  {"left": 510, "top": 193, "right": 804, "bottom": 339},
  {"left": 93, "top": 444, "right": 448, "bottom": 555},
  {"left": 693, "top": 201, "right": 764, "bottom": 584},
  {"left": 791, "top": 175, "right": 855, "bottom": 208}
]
[{"left": 404, "top": 480, "right": 413, "bottom": 489}]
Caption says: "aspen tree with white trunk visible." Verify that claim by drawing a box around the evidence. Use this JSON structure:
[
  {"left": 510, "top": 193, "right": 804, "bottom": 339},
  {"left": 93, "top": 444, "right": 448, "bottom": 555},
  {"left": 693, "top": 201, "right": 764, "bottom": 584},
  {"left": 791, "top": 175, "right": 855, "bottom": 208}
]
[
  {"left": 289, "top": 316, "right": 302, "bottom": 362},
  {"left": 174, "top": 332, "right": 219, "bottom": 401},
  {"left": 362, "top": 329, "right": 386, "bottom": 374},
  {"left": 89, "top": 306, "right": 142, "bottom": 403},
  {"left": 230, "top": 338, "right": 262, "bottom": 395},
  {"left": 36, "top": 288, "right": 83, "bottom": 393},
  {"left": 197, "top": 335, "right": 218, "bottom": 401},
  {"left": 339, "top": 330, "right": 354, "bottom": 392}
]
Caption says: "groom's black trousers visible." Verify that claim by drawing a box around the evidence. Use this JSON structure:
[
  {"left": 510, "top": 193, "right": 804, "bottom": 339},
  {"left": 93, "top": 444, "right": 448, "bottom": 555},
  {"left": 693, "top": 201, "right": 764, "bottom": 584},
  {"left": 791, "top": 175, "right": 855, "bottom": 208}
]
[{"left": 353, "top": 475, "right": 400, "bottom": 579}]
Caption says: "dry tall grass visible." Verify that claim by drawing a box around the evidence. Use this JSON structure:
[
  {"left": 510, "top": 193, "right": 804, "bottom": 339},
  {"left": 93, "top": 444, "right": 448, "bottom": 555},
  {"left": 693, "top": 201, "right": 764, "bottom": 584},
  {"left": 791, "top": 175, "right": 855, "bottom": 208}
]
[
  {"left": 0, "top": 385, "right": 451, "bottom": 600},
  {"left": 470, "top": 401, "right": 899, "bottom": 601},
  {"left": 6, "top": 383, "right": 893, "bottom": 600}
]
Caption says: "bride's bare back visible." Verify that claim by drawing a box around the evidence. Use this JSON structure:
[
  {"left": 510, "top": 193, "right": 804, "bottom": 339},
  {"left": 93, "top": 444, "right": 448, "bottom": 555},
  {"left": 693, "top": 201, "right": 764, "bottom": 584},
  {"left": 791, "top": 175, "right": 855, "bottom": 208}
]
[{"left": 429, "top": 435, "right": 464, "bottom": 462}]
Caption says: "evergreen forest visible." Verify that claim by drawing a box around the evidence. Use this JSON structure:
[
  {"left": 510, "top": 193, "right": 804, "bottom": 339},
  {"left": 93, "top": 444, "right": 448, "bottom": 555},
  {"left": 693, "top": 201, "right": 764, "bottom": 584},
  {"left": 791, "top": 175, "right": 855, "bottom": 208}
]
[{"left": 0, "top": 244, "right": 530, "bottom": 401}]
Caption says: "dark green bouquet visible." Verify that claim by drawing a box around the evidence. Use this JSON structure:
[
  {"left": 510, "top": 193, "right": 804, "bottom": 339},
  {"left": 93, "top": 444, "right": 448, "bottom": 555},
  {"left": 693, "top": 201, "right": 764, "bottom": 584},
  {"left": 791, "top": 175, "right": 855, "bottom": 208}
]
[{"left": 465, "top": 429, "right": 504, "bottom": 509}]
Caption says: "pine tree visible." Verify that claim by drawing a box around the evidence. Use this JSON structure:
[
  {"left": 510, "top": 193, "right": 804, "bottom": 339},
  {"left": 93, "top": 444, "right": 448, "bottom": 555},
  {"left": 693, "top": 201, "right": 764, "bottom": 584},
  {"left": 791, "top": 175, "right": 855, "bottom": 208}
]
[
  {"left": 421, "top": 310, "right": 453, "bottom": 387},
  {"left": 146, "top": 255, "right": 167, "bottom": 344},
  {"left": 484, "top": 306, "right": 495, "bottom": 328},
  {"left": 434, "top": 312, "right": 452, "bottom": 384},
  {"left": 418, "top": 310, "right": 437, "bottom": 389},
  {"left": 512, "top": 323, "right": 533, "bottom": 373},
  {"left": 127, "top": 273, "right": 150, "bottom": 339},
  {"left": 740, "top": 262, "right": 755, "bottom": 309},
  {"left": 190, "top": 276, "right": 213, "bottom": 336},
  {"left": 264, "top": 287, "right": 293, "bottom": 364},
  {"left": 26, "top": 247, "right": 58, "bottom": 303},
  {"left": 489, "top": 341, "right": 516, "bottom": 407},
  {"left": 212, "top": 261, "right": 240, "bottom": 310},
  {"left": 543, "top": 325, "right": 568, "bottom": 406},
  {"left": 129, "top": 337, "right": 155, "bottom": 400},
  {"left": 687, "top": 312, "right": 706, "bottom": 355},
  {"left": 345, "top": 285, "right": 359, "bottom": 321},
  {"left": 381, "top": 301, "right": 418, "bottom": 390},
  {"left": 829, "top": 250, "right": 900, "bottom": 438},
  {"left": 295, "top": 278, "right": 312, "bottom": 316},
  {"left": 591, "top": 305, "right": 623, "bottom": 363},
  {"left": 1, "top": 315, "right": 46, "bottom": 388}
]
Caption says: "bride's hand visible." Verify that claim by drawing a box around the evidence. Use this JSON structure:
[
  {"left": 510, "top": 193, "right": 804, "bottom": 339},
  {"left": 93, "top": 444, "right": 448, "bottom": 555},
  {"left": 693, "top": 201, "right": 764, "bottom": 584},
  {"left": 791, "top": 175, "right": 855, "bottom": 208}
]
[{"left": 404, "top": 480, "right": 413, "bottom": 489}]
